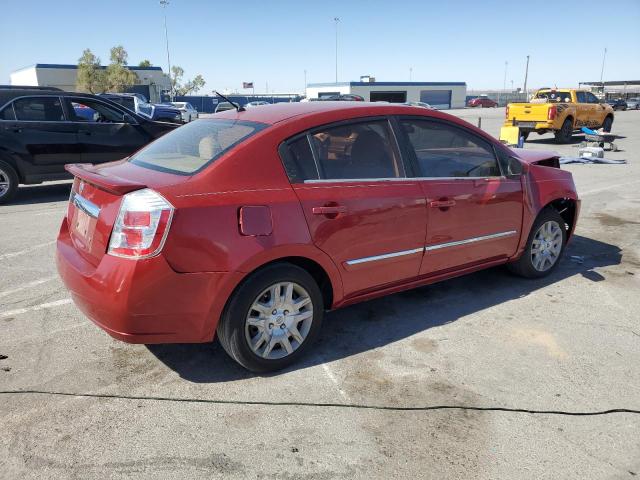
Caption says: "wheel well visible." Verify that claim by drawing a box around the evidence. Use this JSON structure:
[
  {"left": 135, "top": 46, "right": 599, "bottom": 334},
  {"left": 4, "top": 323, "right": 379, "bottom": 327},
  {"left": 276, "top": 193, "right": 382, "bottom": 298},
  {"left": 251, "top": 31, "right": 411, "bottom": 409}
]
[
  {"left": 246, "top": 257, "right": 334, "bottom": 310},
  {"left": 564, "top": 115, "right": 574, "bottom": 128},
  {"left": 544, "top": 198, "right": 577, "bottom": 239}
]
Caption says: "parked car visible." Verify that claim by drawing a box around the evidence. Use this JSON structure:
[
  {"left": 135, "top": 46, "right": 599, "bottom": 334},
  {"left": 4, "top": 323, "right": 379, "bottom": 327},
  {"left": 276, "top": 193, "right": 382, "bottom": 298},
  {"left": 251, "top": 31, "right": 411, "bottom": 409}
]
[
  {"left": 0, "top": 89, "right": 178, "bottom": 203},
  {"left": 403, "top": 101, "right": 434, "bottom": 109},
  {"left": 170, "top": 102, "right": 199, "bottom": 122},
  {"left": 467, "top": 97, "right": 498, "bottom": 108},
  {"left": 626, "top": 98, "right": 640, "bottom": 110},
  {"left": 56, "top": 102, "right": 579, "bottom": 372},
  {"left": 245, "top": 101, "right": 271, "bottom": 108},
  {"left": 100, "top": 93, "right": 182, "bottom": 123},
  {"left": 322, "top": 94, "right": 365, "bottom": 101},
  {"left": 214, "top": 101, "right": 238, "bottom": 113},
  {"left": 505, "top": 89, "right": 614, "bottom": 143},
  {"left": 605, "top": 98, "right": 628, "bottom": 111}
]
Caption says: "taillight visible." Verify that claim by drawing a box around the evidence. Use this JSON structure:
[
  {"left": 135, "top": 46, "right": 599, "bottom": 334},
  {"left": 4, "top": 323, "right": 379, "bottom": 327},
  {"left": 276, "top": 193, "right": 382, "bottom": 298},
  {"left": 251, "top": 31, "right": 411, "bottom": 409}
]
[
  {"left": 548, "top": 105, "right": 557, "bottom": 120},
  {"left": 505, "top": 105, "right": 509, "bottom": 119},
  {"left": 108, "top": 189, "right": 174, "bottom": 259}
]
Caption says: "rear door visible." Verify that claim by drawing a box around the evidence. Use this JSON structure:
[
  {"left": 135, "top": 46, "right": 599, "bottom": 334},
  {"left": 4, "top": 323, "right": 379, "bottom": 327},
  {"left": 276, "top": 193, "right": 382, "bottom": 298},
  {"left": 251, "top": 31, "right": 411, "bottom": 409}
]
[
  {"left": 63, "top": 97, "right": 151, "bottom": 164},
  {"left": 11, "top": 96, "right": 81, "bottom": 172},
  {"left": 397, "top": 117, "right": 523, "bottom": 276},
  {"left": 281, "top": 118, "right": 427, "bottom": 298}
]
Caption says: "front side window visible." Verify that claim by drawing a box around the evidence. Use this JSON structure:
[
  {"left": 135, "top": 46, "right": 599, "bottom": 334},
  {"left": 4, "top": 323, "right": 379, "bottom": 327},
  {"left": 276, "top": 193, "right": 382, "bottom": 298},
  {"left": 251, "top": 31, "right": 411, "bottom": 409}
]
[
  {"left": 13, "top": 97, "right": 64, "bottom": 121},
  {"left": 586, "top": 93, "right": 600, "bottom": 104},
  {"left": 0, "top": 104, "right": 15, "bottom": 120},
  {"left": 400, "top": 119, "right": 501, "bottom": 178},
  {"left": 308, "top": 120, "right": 404, "bottom": 180},
  {"left": 130, "top": 119, "right": 266, "bottom": 175},
  {"left": 66, "top": 98, "right": 125, "bottom": 123}
]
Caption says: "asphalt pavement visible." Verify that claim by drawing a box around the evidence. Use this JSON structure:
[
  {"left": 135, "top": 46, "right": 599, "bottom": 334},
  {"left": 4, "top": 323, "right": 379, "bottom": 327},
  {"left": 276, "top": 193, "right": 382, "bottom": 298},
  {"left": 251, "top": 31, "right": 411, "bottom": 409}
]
[{"left": 1, "top": 107, "right": 639, "bottom": 479}]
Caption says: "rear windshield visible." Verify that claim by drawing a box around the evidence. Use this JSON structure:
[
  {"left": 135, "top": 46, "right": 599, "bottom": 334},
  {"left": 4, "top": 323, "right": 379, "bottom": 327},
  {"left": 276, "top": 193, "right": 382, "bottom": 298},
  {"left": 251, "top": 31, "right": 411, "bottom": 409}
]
[
  {"left": 130, "top": 119, "right": 266, "bottom": 175},
  {"left": 534, "top": 91, "right": 572, "bottom": 103}
]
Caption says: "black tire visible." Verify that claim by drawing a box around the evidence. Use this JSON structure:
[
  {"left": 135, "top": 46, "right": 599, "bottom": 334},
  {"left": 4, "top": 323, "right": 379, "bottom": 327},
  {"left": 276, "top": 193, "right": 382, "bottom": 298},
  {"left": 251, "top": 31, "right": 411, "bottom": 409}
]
[
  {"left": 602, "top": 116, "right": 613, "bottom": 133},
  {"left": 0, "top": 160, "right": 19, "bottom": 205},
  {"left": 217, "top": 263, "right": 324, "bottom": 372},
  {"left": 507, "top": 208, "right": 567, "bottom": 279},
  {"left": 554, "top": 119, "right": 573, "bottom": 144}
]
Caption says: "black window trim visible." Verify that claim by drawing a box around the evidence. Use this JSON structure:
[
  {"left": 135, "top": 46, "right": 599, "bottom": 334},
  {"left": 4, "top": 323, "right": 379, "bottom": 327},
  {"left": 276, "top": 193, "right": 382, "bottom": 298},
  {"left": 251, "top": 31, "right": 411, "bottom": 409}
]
[
  {"left": 394, "top": 115, "right": 507, "bottom": 180},
  {"left": 280, "top": 115, "right": 414, "bottom": 184},
  {"left": 0, "top": 95, "right": 67, "bottom": 123}
]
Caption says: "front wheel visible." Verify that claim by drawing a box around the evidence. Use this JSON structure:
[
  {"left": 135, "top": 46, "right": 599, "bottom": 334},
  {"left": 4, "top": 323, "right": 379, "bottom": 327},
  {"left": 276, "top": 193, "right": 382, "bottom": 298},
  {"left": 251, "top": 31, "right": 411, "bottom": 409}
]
[
  {"left": 507, "top": 208, "right": 567, "bottom": 278},
  {"left": 217, "top": 263, "right": 324, "bottom": 372},
  {"left": 602, "top": 116, "right": 613, "bottom": 132}
]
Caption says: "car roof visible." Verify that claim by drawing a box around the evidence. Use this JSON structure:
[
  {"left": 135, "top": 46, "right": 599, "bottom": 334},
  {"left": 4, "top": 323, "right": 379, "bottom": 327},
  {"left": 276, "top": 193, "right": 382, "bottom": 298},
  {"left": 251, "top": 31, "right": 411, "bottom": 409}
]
[
  {"left": 0, "top": 89, "right": 109, "bottom": 107},
  {"left": 212, "top": 101, "right": 451, "bottom": 125}
]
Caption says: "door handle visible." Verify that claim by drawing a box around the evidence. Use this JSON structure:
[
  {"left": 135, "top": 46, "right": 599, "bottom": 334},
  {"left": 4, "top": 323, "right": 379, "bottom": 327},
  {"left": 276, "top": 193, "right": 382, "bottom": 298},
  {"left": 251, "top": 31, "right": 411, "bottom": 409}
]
[
  {"left": 429, "top": 199, "right": 456, "bottom": 209},
  {"left": 9, "top": 127, "right": 22, "bottom": 133},
  {"left": 312, "top": 205, "right": 347, "bottom": 216}
]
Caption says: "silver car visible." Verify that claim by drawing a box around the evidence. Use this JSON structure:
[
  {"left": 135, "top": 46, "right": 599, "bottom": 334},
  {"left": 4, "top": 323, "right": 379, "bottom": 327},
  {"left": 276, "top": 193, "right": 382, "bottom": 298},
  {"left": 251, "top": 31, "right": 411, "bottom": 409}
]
[
  {"left": 171, "top": 102, "right": 199, "bottom": 122},
  {"left": 626, "top": 98, "right": 640, "bottom": 110}
]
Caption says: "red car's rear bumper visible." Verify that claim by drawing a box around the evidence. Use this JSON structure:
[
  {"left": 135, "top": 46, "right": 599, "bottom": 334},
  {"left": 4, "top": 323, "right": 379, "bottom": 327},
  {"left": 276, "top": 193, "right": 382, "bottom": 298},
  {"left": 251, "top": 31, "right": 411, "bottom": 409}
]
[{"left": 56, "top": 218, "right": 239, "bottom": 344}]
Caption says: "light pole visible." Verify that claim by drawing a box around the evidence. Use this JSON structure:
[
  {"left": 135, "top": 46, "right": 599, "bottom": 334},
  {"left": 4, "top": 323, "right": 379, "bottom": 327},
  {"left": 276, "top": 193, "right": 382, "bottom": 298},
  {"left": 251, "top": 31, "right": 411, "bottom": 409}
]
[
  {"left": 160, "top": 0, "right": 172, "bottom": 100},
  {"left": 304, "top": 69, "right": 307, "bottom": 96},
  {"left": 501, "top": 61, "right": 508, "bottom": 105},
  {"left": 599, "top": 47, "right": 607, "bottom": 94},
  {"left": 523, "top": 55, "right": 530, "bottom": 99},
  {"left": 334, "top": 17, "right": 340, "bottom": 84}
]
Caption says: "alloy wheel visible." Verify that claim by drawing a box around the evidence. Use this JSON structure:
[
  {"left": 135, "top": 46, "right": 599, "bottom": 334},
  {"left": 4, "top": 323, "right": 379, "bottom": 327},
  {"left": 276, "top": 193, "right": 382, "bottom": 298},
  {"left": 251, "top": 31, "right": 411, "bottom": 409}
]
[
  {"left": 0, "top": 168, "right": 10, "bottom": 197},
  {"left": 531, "top": 221, "right": 563, "bottom": 271},
  {"left": 245, "top": 282, "right": 314, "bottom": 360}
]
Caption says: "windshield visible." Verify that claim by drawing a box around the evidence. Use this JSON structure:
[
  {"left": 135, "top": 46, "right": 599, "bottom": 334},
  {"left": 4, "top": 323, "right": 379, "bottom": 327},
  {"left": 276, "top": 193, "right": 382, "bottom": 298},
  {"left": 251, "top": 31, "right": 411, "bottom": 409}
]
[
  {"left": 130, "top": 119, "right": 267, "bottom": 175},
  {"left": 534, "top": 91, "right": 572, "bottom": 103}
]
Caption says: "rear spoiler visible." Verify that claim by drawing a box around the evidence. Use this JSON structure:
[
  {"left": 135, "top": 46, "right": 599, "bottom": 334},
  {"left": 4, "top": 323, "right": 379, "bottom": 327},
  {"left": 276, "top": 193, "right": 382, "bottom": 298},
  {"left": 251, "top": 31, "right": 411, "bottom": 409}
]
[{"left": 65, "top": 164, "right": 146, "bottom": 195}]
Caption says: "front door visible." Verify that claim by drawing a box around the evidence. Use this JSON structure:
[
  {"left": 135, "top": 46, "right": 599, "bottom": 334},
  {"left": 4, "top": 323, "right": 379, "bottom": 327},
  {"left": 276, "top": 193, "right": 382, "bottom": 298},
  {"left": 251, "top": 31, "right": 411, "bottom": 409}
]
[
  {"left": 64, "top": 97, "right": 150, "bottom": 164},
  {"left": 397, "top": 117, "right": 523, "bottom": 276},
  {"left": 282, "top": 118, "right": 427, "bottom": 298}
]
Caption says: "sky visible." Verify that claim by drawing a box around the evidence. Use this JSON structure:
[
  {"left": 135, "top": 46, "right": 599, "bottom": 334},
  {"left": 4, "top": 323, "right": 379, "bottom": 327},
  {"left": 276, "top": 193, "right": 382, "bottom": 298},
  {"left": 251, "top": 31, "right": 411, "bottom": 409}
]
[{"left": 1, "top": 0, "right": 639, "bottom": 94}]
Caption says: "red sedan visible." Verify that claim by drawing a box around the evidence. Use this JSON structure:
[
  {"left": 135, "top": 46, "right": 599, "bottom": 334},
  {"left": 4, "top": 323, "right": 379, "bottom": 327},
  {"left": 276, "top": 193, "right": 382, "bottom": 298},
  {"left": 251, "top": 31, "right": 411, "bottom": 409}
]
[
  {"left": 57, "top": 102, "right": 580, "bottom": 372},
  {"left": 468, "top": 97, "right": 499, "bottom": 108}
]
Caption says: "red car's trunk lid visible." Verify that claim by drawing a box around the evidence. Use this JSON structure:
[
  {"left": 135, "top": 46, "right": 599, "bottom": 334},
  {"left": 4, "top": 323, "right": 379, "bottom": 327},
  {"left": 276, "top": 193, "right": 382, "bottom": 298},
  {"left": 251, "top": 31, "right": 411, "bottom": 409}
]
[{"left": 64, "top": 162, "right": 184, "bottom": 266}]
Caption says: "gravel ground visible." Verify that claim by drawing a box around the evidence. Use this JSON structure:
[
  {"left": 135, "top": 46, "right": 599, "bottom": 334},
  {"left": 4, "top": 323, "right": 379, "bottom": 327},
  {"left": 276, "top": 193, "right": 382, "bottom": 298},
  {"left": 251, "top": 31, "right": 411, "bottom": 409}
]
[{"left": 1, "top": 107, "right": 639, "bottom": 479}]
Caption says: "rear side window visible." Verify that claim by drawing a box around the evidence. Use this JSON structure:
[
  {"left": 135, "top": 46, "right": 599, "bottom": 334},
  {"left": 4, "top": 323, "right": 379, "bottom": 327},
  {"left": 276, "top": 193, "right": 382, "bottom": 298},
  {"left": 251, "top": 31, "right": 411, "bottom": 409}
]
[
  {"left": 130, "top": 119, "right": 266, "bottom": 175},
  {"left": 13, "top": 97, "right": 64, "bottom": 121},
  {"left": 400, "top": 119, "right": 501, "bottom": 178},
  {"left": 310, "top": 120, "right": 404, "bottom": 180},
  {"left": 280, "top": 137, "right": 319, "bottom": 182}
]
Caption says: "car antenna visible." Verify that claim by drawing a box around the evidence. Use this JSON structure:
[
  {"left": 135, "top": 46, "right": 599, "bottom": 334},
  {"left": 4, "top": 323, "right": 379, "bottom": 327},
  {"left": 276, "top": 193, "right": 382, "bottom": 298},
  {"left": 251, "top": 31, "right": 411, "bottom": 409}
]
[{"left": 214, "top": 91, "right": 245, "bottom": 112}]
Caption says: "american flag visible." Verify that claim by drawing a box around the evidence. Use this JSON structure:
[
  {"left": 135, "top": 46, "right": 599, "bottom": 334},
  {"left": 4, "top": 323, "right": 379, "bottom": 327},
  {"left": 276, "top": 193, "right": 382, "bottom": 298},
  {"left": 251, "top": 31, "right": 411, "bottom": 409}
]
[{"left": 242, "top": 82, "right": 254, "bottom": 89}]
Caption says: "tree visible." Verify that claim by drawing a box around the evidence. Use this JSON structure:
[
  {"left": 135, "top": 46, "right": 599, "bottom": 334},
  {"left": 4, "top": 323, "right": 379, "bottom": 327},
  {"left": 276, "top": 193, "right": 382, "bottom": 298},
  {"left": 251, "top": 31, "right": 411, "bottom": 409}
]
[
  {"left": 138, "top": 59, "right": 152, "bottom": 67},
  {"left": 76, "top": 49, "right": 106, "bottom": 93},
  {"left": 105, "top": 45, "right": 138, "bottom": 92},
  {"left": 170, "top": 67, "right": 206, "bottom": 96}
]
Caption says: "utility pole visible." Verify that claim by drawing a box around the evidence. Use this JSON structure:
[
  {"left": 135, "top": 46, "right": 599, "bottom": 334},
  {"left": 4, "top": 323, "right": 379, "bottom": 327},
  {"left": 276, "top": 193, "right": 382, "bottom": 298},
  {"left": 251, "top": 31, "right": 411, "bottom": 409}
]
[
  {"left": 304, "top": 69, "right": 307, "bottom": 96},
  {"left": 334, "top": 17, "right": 340, "bottom": 84},
  {"left": 523, "top": 55, "right": 530, "bottom": 99},
  {"left": 160, "top": 0, "right": 172, "bottom": 100},
  {"left": 599, "top": 47, "right": 607, "bottom": 94}
]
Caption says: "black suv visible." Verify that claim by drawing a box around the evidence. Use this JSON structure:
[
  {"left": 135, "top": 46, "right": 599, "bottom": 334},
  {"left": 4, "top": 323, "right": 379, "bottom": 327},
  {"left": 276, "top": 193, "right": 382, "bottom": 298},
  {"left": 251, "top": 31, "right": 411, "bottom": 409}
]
[{"left": 0, "top": 89, "right": 179, "bottom": 203}]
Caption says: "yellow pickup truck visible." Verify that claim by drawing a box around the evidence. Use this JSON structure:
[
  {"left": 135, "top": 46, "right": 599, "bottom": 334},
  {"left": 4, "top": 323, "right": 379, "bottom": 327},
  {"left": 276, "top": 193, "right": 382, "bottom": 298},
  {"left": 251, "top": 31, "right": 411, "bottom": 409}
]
[{"left": 505, "top": 89, "right": 614, "bottom": 143}]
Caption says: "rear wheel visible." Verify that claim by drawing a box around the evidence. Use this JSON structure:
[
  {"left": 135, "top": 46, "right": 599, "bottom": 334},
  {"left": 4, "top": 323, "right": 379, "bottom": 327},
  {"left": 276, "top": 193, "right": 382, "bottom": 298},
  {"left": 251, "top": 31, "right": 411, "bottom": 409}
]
[
  {"left": 0, "top": 160, "right": 19, "bottom": 205},
  {"left": 217, "top": 263, "right": 324, "bottom": 372},
  {"left": 602, "top": 116, "right": 613, "bottom": 133},
  {"left": 554, "top": 119, "right": 573, "bottom": 143},
  {"left": 507, "top": 208, "right": 566, "bottom": 278}
]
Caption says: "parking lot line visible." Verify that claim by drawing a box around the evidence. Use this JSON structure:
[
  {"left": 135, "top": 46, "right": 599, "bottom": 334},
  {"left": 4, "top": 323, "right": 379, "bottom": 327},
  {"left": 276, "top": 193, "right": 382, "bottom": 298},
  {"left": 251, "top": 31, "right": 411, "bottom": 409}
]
[
  {"left": 0, "top": 276, "right": 58, "bottom": 299},
  {"left": 580, "top": 179, "right": 640, "bottom": 196},
  {"left": 0, "top": 241, "right": 55, "bottom": 261},
  {"left": 321, "top": 363, "right": 351, "bottom": 402},
  {"left": 0, "top": 298, "right": 72, "bottom": 318}
]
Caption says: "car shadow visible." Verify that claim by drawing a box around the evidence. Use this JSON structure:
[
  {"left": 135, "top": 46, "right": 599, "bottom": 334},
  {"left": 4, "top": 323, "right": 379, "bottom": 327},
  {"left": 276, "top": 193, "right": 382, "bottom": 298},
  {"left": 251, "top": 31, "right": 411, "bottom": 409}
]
[
  {"left": 9, "top": 182, "right": 72, "bottom": 206},
  {"left": 525, "top": 133, "right": 627, "bottom": 147},
  {"left": 146, "top": 235, "right": 622, "bottom": 383}
]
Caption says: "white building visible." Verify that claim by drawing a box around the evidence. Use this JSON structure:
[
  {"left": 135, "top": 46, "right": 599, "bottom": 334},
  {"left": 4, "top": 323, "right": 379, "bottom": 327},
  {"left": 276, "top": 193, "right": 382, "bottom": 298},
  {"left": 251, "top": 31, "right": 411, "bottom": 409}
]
[
  {"left": 10, "top": 63, "right": 170, "bottom": 103},
  {"left": 306, "top": 80, "right": 467, "bottom": 109}
]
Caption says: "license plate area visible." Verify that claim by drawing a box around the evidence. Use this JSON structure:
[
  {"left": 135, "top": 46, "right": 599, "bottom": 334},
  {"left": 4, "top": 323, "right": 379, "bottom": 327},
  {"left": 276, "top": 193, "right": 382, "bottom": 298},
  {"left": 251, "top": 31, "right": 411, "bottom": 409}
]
[
  {"left": 70, "top": 191, "right": 100, "bottom": 248},
  {"left": 517, "top": 121, "right": 536, "bottom": 128}
]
